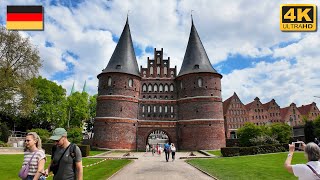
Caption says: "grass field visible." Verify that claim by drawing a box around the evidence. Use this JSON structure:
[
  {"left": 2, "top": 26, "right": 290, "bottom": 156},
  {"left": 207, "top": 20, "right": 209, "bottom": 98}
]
[
  {"left": 188, "top": 152, "right": 306, "bottom": 180},
  {"left": 89, "top": 150, "right": 108, "bottom": 156},
  {"left": 0, "top": 154, "right": 131, "bottom": 180}
]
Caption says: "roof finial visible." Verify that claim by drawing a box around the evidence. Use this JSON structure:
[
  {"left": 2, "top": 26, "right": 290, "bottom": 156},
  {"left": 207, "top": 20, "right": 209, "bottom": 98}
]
[{"left": 191, "top": 10, "right": 194, "bottom": 25}]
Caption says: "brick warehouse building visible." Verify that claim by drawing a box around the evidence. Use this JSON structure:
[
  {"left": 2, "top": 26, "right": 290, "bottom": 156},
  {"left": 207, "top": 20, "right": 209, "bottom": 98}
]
[{"left": 93, "top": 18, "right": 225, "bottom": 150}]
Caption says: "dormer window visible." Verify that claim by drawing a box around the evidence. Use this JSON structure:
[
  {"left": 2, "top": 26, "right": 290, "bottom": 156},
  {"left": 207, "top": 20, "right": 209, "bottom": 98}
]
[
  {"left": 194, "top": 64, "right": 199, "bottom": 69},
  {"left": 116, "top": 65, "right": 122, "bottom": 69}
]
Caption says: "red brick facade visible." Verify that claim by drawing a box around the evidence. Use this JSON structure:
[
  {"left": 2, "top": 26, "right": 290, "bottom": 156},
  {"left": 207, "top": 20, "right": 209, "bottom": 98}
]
[
  {"left": 223, "top": 93, "right": 320, "bottom": 138},
  {"left": 93, "top": 48, "right": 226, "bottom": 150}
]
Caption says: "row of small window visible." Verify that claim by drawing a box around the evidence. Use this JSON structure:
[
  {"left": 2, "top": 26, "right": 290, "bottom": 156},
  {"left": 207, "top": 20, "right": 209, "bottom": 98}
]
[
  {"left": 254, "top": 109, "right": 264, "bottom": 113},
  {"left": 143, "top": 66, "right": 174, "bottom": 77},
  {"left": 252, "top": 115, "right": 268, "bottom": 120},
  {"left": 142, "top": 84, "right": 174, "bottom": 92},
  {"left": 311, "top": 113, "right": 320, "bottom": 116},
  {"left": 227, "top": 117, "right": 248, "bottom": 122},
  {"left": 228, "top": 124, "right": 243, "bottom": 129},
  {"left": 269, "top": 113, "right": 280, "bottom": 117},
  {"left": 142, "top": 95, "right": 174, "bottom": 99},
  {"left": 106, "top": 77, "right": 134, "bottom": 87},
  {"left": 142, "top": 105, "right": 174, "bottom": 113},
  {"left": 229, "top": 109, "right": 246, "bottom": 115},
  {"left": 141, "top": 114, "right": 174, "bottom": 118}
]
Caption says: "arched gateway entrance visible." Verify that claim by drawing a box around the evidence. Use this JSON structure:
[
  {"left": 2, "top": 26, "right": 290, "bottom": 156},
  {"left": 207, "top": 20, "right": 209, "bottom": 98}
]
[{"left": 147, "top": 130, "right": 170, "bottom": 148}]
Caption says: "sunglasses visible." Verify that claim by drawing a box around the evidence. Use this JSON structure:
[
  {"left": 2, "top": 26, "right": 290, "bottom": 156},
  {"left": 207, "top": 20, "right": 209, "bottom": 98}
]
[
  {"left": 24, "top": 140, "right": 31, "bottom": 142},
  {"left": 55, "top": 137, "right": 63, "bottom": 142}
]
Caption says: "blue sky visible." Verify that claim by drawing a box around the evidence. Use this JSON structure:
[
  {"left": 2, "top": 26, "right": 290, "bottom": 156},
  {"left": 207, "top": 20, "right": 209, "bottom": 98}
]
[{"left": 1, "top": 0, "right": 320, "bottom": 108}]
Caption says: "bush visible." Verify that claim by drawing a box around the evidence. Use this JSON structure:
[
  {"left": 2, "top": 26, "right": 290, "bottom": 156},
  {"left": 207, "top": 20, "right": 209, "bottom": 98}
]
[
  {"left": 28, "top": 128, "right": 50, "bottom": 143},
  {"left": 250, "top": 135, "right": 279, "bottom": 146},
  {"left": 42, "top": 143, "right": 90, "bottom": 157},
  {"left": 0, "top": 122, "right": 10, "bottom": 143},
  {"left": 67, "top": 127, "right": 83, "bottom": 144},
  {"left": 221, "top": 144, "right": 287, "bottom": 157},
  {"left": 237, "top": 122, "right": 262, "bottom": 147},
  {"left": 0, "top": 141, "right": 10, "bottom": 147}
]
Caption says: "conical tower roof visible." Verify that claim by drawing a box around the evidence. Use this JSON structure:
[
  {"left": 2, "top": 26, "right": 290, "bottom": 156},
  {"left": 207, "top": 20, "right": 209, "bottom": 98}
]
[
  {"left": 178, "top": 19, "right": 218, "bottom": 77},
  {"left": 101, "top": 18, "right": 140, "bottom": 77}
]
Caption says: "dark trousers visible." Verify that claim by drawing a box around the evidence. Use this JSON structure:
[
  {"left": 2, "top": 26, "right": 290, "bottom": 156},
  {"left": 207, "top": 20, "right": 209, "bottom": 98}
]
[
  {"left": 172, "top": 151, "right": 176, "bottom": 160},
  {"left": 165, "top": 150, "right": 170, "bottom": 162}
]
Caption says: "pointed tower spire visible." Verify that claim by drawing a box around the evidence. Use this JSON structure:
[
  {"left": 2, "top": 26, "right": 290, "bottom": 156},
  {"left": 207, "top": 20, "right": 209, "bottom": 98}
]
[
  {"left": 102, "top": 17, "right": 140, "bottom": 77},
  {"left": 82, "top": 80, "right": 87, "bottom": 93},
  {"left": 70, "top": 81, "right": 75, "bottom": 95},
  {"left": 178, "top": 18, "right": 218, "bottom": 77}
]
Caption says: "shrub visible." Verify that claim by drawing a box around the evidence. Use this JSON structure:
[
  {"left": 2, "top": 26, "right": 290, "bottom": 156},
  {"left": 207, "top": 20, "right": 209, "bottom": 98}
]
[
  {"left": 221, "top": 144, "right": 287, "bottom": 157},
  {"left": 42, "top": 143, "right": 90, "bottom": 157},
  {"left": 0, "top": 140, "right": 10, "bottom": 147},
  {"left": 28, "top": 128, "right": 50, "bottom": 143},
  {"left": 66, "top": 127, "right": 83, "bottom": 144},
  {"left": 237, "top": 122, "right": 262, "bottom": 147},
  {"left": 269, "top": 123, "right": 291, "bottom": 143},
  {"left": 0, "top": 122, "right": 10, "bottom": 143},
  {"left": 250, "top": 135, "right": 279, "bottom": 146}
]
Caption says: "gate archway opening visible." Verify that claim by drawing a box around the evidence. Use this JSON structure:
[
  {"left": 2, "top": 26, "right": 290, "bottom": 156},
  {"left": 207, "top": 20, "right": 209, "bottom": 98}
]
[{"left": 147, "top": 130, "right": 170, "bottom": 148}]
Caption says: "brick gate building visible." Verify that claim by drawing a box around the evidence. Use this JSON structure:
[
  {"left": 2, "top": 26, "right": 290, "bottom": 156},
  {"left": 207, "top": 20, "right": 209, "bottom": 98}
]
[{"left": 93, "top": 18, "right": 225, "bottom": 150}]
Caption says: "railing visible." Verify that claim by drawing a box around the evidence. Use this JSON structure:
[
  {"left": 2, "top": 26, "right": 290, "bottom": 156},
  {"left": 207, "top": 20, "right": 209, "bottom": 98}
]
[{"left": 9, "top": 131, "right": 27, "bottom": 137}]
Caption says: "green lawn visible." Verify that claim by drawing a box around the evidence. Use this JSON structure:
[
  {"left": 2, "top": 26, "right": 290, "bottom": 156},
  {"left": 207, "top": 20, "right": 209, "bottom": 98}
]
[
  {"left": 0, "top": 154, "right": 131, "bottom": 180},
  {"left": 89, "top": 150, "right": 108, "bottom": 156},
  {"left": 187, "top": 152, "right": 306, "bottom": 180},
  {"left": 207, "top": 150, "right": 222, "bottom": 157}
]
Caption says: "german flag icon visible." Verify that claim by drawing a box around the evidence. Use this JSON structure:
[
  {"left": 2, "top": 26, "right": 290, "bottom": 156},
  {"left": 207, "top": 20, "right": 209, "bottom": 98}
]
[{"left": 6, "top": 5, "right": 44, "bottom": 30}]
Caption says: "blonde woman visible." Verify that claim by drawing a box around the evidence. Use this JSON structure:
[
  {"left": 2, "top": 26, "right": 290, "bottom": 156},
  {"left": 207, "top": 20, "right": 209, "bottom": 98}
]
[{"left": 20, "top": 132, "right": 46, "bottom": 180}]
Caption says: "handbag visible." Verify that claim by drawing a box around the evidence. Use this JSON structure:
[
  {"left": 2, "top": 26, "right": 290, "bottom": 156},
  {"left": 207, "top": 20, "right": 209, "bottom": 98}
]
[{"left": 18, "top": 151, "right": 38, "bottom": 179}]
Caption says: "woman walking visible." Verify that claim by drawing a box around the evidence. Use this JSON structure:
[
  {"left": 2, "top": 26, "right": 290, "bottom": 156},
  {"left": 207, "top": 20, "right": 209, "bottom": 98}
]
[
  {"left": 19, "top": 132, "right": 46, "bottom": 180},
  {"left": 171, "top": 143, "right": 176, "bottom": 161}
]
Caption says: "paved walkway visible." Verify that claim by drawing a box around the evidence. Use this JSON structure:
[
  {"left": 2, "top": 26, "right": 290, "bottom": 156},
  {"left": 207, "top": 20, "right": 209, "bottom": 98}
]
[{"left": 107, "top": 152, "right": 215, "bottom": 180}]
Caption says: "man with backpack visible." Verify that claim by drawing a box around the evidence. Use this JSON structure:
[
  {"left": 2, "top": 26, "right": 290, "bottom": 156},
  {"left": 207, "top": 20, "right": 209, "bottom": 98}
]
[{"left": 45, "top": 128, "right": 83, "bottom": 180}]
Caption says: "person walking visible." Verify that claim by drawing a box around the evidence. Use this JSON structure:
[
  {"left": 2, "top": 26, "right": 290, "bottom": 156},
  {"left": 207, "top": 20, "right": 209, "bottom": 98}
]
[
  {"left": 151, "top": 144, "right": 155, "bottom": 156},
  {"left": 164, "top": 142, "right": 171, "bottom": 162},
  {"left": 171, "top": 143, "right": 176, "bottom": 162},
  {"left": 284, "top": 142, "right": 320, "bottom": 179},
  {"left": 19, "top": 132, "right": 46, "bottom": 180},
  {"left": 45, "top": 128, "right": 83, "bottom": 180}
]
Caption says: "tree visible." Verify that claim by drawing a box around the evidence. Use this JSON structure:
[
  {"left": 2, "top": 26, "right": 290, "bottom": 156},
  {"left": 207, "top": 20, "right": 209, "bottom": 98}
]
[
  {"left": 269, "top": 123, "right": 291, "bottom": 143},
  {"left": 237, "top": 122, "right": 262, "bottom": 147},
  {"left": 85, "top": 94, "right": 97, "bottom": 132},
  {"left": 67, "top": 92, "right": 89, "bottom": 128},
  {"left": 0, "top": 26, "right": 41, "bottom": 118},
  {"left": 28, "top": 76, "right": 67, "bottom": 129},
  {"left": 304, "top": 120, "right": 315, "bottom": 143},
  {"left": 313, "top": 116, "right": 320, "bottom": 138}
]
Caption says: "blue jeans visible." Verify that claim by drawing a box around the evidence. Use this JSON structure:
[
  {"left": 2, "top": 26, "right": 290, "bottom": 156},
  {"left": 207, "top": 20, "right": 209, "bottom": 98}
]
[{"left": 26, "top": 175, "right": 46, "bottom": 180}]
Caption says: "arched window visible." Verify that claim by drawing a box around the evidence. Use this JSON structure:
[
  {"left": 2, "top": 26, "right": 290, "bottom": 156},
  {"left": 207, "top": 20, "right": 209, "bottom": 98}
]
[
  {"left": 154, "top": 106, "right": 157, "bottom": 113},
  {"left": 164, "top": 67, "right": 167, "bottom": 75},
  {"left": 148, "top": 84, "right": 152, "bottom": 92},
  {"left": 143, "top": 71, "right": 146, "bottom": 77},
  {"left": 148, "top": 106, "right": 151, "bottom": 113},
  {"left": 170, "top": 106, "right": 174, "bottom": 113},
  {"left": 165, "top": 106, "right": 168, "bottom": 113},
  {"left": 150, "top": 66, "right": 153, "bottom": 75},
  {"left": 164, "top": 84, "right": 169, "bottom": 92},
  {"left": 128, "top": 79, "right": 133, "bottom": 87},
  {"left": 159, "top": 84, "right": 163, "bottom": 92},
  {"left": 171, "top": 71, "right": 174, "bottom": 77},
  {"left": 157, "top": 66, "right": 160, "bottom": 75},
  {"left": 142, "top": 106, "right": 145, "bottom": 113},
  {"left": 198, "top": 78, "right": 203, "bottom": 87},
  {"left": 154, "top": 84, "right": 158, "bottom": 92},
  {"left": 180, "top": 81, "right": 183, "bottom": 89},
  {"left": 142, "top": 84, "right": 147, "bottom": 92},
  {"left": 107, "top": 76, "right": 112, "bottom": 86},
  {"left": 159, "top": 106, "right": 162, "bottom": 113},
  {"left": 170, "top": 84, "right": 174, "bottom": 92},
  {"left": 157, "top": 57, "right": 160, "bottom": 64}
]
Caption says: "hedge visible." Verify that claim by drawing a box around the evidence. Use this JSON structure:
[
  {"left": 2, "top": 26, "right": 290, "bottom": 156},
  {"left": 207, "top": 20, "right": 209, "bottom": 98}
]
[
  {"left": 221, "top": 144, "right": 288, "bottom": 157},
  {"left": 42, "top": 143, "right": 90, "bottom": 157}
]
